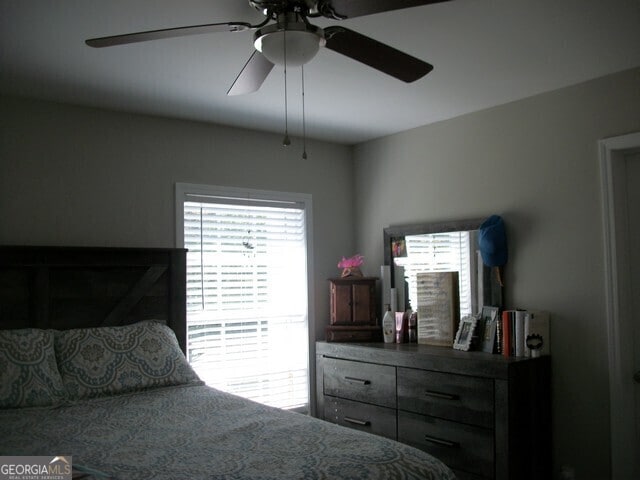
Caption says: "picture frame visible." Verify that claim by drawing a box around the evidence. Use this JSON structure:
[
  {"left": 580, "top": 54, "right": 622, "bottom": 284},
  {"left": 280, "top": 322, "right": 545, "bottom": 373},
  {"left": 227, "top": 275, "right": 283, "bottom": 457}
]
[
  {"left": 391, "top": 238, "right": 407, "bottom": 258},
  {"left": 416, "top": 272, "right": 460, "bottom": 347},
  {"left": 453, "top": 315, "right": 477, "bottom": 351},
  {"left": 479, "top": 306, "right": 500, "bottom": 353}
]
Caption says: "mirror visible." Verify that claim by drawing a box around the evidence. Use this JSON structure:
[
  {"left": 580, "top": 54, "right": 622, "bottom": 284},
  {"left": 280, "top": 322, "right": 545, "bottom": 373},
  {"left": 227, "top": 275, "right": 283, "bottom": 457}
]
[{"left": 383, "top": 218, "right": 503, "bottom": 322}]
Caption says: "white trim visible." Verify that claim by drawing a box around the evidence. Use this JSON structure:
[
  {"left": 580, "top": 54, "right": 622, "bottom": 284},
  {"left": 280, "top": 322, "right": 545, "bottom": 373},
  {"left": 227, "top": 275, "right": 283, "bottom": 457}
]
[
  {"left": 175, "top": 182, "right": 316, "bottom": 413},
  {"left": 599, "top": 132, "right": 640, "bottom": 480}
]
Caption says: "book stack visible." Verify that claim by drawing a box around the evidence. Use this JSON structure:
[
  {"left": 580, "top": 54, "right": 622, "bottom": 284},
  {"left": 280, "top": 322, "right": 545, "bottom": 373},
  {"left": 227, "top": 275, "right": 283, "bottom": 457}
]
[{"left": 499, "top": 309, "right": 550, "bottom": 357}]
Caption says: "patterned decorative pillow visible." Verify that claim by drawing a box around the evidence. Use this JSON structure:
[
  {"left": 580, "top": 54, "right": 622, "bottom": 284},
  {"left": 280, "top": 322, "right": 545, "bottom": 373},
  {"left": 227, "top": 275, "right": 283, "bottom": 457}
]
[
  {"left": 54, "top": 321, "right": 202, "bottom": 399},
  {"left": 0, "top": 328, "right": 67, "bottom": 408}
]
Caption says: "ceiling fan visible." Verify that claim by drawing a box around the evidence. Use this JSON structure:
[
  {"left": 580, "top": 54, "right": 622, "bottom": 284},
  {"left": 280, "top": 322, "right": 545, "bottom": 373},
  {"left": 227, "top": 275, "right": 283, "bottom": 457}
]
[{"left": 86, "top": 0, "right": 449, "bottom": 96}]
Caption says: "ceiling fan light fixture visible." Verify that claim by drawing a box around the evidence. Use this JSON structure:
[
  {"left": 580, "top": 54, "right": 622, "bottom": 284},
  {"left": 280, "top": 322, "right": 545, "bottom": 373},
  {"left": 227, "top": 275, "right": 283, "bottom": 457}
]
[{"left": 254, "top": 23, "right": 325, "bottom": 67}]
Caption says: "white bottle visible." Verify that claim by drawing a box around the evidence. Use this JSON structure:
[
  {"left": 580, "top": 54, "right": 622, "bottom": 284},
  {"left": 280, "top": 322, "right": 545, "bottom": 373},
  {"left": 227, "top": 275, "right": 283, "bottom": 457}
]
[{"left": 382, "top": 304, "right": 395, "bottom": 343}]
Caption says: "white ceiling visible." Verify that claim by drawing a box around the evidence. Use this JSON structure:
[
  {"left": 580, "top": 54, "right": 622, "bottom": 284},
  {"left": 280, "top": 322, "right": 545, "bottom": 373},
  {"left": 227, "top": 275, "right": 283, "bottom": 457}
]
[{"left": 1, "top": 0, "right": 639, "bottom": 145}]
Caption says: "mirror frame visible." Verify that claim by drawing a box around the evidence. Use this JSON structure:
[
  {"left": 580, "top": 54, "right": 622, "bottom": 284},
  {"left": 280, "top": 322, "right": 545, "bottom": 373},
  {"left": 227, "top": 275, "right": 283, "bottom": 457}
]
[
  {"left": 383, "top": 217, "right": 503, "bottom": 312},
  {"left": 383, "top": 218, "right": 485, "bottom": 268}
]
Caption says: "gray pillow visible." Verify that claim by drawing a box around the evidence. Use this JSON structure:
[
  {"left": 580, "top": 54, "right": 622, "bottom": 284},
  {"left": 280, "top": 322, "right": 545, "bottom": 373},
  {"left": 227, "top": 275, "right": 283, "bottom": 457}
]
[
  {"left": 55, "top": 321, "right": 202, "bottom": 399},
  {"left": 0, "top": 328, "right": 67, "bottom": 408}
]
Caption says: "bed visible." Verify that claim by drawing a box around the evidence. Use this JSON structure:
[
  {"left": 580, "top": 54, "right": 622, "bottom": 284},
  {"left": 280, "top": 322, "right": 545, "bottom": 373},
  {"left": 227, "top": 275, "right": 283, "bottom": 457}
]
[{"left": 0, "top": 246, "right": 455, "bottom": 480}]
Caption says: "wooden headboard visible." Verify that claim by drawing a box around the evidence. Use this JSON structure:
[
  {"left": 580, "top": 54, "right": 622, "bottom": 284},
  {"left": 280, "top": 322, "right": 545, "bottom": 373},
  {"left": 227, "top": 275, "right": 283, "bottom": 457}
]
[{"left": 0, "top": 246, "right": 188, "bottom": 354}]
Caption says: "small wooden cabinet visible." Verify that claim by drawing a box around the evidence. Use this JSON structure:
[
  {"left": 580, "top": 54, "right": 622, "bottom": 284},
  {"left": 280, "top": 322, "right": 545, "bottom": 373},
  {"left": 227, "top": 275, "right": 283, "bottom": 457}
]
[
  {"left": 329, "top": 277, "right": 377, "bottom": 325},
  {"left": 315, "top": 341, "right": 551, "bottom": 480},
  {"left": 326, "top": 277, "right": 380, "bottom": 342}
]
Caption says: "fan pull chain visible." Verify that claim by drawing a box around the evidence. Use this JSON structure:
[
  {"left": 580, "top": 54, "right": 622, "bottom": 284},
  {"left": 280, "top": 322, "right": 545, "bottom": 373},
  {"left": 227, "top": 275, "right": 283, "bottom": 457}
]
[
  {"left": 282, "top": 28, "right": 291, "bottom": 147},
  {"left": 301, "top": 65, "right": 307, "bottom": 160}
]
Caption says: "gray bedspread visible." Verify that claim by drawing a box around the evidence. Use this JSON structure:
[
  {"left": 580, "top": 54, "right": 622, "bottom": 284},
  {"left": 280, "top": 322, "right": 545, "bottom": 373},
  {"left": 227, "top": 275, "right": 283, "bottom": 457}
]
[{"left": 0, "top": 384, "right": 455, "bottom": 480}]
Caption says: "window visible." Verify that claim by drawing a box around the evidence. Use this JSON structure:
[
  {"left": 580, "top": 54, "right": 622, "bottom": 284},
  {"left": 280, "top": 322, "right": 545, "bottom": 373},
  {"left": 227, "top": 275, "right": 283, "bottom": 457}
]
[{"left": 176, "top": 184, "right": 312, "bottom": 411}]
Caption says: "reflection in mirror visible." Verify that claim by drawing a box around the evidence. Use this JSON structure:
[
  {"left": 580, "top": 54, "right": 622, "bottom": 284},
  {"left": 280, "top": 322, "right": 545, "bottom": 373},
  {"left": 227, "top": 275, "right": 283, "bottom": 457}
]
[
  {"left": 383, "top": 219, "right": 503, "bottom": 322},
  {"left": 394, "top": 230, "right": 476, "bottom": 317}
]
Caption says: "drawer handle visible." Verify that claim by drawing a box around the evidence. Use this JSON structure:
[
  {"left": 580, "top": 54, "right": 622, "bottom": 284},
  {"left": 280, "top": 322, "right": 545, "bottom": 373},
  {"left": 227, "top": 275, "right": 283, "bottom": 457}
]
[
  {"left": 424, "top": 390, "right": 459, "bottom": 401},
  {"left": 344, "top": 376, "right": 371, "bottom": 385},
  {"left": 423, "top": 435, "right": 459, "bottom": 448},
  {"left": 344, "top": 417, "right": 371, "bottom": 426}
]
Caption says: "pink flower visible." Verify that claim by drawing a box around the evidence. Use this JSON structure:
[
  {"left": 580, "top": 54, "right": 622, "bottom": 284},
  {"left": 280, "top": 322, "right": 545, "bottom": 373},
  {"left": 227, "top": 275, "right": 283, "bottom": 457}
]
[{"left": 337, "top": 254, "right": 364, "bottom": 268}]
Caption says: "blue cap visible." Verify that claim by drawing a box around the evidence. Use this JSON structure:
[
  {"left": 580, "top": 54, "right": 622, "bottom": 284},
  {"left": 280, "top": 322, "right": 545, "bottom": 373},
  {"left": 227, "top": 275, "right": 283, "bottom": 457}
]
[{"left": 478, "top": 215, "right": 508, "bottom": 267}]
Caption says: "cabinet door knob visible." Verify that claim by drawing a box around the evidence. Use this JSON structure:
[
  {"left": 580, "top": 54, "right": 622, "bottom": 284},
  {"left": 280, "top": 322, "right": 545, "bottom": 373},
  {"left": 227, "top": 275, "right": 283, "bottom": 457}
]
[{"left": 634, "top": 370, "right": 640, "bottom": 384}]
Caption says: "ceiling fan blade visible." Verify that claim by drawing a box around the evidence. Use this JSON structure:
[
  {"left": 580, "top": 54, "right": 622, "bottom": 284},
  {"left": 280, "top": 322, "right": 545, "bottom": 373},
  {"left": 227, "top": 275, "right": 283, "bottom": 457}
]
[
  {"left": 85, "top": 22, "right": 252, "bottom": 48},
  {"left": 324, "top": 26, "right": 433, "bottom": 82},
  {"left": 227, "top": 51, "right": 274, "bottom": 96},
  {"left": 319, "top": 0, "right": 450, "bottom": 19}
]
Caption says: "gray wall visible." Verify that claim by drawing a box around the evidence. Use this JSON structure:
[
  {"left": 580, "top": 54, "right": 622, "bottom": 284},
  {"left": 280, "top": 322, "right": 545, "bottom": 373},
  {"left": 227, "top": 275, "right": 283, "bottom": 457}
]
[
  {"left": 353, "top": 66, "right": 640, "bottom": 479},
  {"left": 3, "top": 66, "right": 640, "bottom": 478},
  {"left": 0, "top": 95, "right": 355, "bottom": 346}
]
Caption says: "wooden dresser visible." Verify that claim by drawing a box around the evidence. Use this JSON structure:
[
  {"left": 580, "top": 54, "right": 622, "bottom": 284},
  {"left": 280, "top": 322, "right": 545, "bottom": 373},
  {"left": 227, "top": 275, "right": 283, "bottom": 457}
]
[{"left": 315, "top": 341, "right": 551, "bottom": 480}]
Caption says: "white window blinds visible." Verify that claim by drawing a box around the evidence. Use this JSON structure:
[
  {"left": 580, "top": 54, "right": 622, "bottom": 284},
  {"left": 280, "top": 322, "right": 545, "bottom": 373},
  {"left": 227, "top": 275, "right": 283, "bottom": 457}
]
[
  {"left": 394, "top": 231, "right": 475, "bottom": 317},
  {"left": 183, "top": 195, "right": 309, "bottom": 410}
]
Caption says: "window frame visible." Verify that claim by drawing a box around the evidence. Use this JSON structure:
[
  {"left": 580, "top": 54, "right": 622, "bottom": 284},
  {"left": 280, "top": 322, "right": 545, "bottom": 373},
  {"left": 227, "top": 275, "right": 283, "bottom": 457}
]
[{"left": 175, "top": 183, "right": 315, "bottom": 413}]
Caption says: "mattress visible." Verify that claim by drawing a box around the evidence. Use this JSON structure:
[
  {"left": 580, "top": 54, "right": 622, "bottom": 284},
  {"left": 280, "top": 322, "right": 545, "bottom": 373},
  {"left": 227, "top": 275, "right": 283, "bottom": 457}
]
[{"left": 0, "top": 384, "right": 455, "bottom": 480}]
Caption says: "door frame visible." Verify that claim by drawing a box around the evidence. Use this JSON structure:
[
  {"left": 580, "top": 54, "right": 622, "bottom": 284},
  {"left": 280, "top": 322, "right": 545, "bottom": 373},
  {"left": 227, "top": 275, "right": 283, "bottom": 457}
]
[{"left": 599, "top": 132, "right": 640, "bottom": 479}]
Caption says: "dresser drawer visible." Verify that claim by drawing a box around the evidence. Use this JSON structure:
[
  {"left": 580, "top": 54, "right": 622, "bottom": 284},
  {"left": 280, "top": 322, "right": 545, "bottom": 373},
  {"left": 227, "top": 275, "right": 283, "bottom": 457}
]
[
  {"left": 323, "top": 357, "right": 396, "bottom": 408},
  {"left": 323, "top": 395, "right": 397, "bottom": 439},
  {"left": 397, "top": 367, "right": 494, "bottom": 428},
  {"left": 398, "top": 411, "right": 494, "bottom": 479}
]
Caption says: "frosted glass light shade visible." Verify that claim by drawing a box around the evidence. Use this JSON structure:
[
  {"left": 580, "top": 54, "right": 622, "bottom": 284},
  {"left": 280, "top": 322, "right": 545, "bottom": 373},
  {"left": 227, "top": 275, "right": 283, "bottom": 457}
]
[{"left": 255, "top": 28, "right": 324, "bottom": 67}]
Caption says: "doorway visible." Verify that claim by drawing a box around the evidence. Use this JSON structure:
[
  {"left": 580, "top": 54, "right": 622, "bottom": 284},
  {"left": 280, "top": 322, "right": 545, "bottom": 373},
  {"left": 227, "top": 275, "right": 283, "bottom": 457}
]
[{"left": 600, "top": 132, "right": 640, "bottom": 480}]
